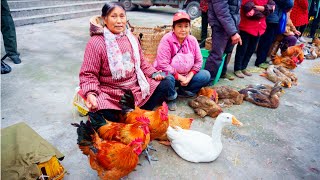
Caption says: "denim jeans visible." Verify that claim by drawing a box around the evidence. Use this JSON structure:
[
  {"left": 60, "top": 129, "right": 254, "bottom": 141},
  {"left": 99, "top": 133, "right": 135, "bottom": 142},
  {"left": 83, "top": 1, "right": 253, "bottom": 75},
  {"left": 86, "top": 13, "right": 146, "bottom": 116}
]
[{"left": 167, "top": 70, "right": 211, "bottom": 96}]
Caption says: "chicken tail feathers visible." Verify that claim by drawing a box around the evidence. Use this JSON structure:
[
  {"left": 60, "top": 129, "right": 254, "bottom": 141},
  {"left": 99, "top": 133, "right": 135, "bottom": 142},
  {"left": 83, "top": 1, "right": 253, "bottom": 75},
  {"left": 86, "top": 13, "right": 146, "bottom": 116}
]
[
  {"left": 71, "top": 120, "right": 95, "bottom": 146},
  {"left": 88, "top": 112, "right": 108, "bottom": 131},
  {"left": 119, "top": 89, "right": 135, "bottom": 114}
]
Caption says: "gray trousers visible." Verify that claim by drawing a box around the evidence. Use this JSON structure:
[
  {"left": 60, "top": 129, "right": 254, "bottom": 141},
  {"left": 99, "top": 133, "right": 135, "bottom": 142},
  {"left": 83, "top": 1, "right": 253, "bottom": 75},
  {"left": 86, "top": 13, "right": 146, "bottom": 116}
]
[{"left": 1, "top": 0, "right": 19, "bottom": 57}]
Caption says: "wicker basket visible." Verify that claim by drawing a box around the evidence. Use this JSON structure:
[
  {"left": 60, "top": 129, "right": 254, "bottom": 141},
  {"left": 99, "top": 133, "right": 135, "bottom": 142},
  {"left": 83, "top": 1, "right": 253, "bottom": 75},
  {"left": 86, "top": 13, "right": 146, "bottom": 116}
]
[
  {"left": 156, "top": 24, "right": 172, "bottom": 33},
  {"left": 205, "top": 37, "right": 212, "bottom": 50},
  {"left": 73, "top": 87, "right": 89, "bottom": 116},
  {"left": 191, "top": 17, "right": 212, "bottom": 40},
  {"left": 131, "top": 26, "right": 166, "bottom": 64}
]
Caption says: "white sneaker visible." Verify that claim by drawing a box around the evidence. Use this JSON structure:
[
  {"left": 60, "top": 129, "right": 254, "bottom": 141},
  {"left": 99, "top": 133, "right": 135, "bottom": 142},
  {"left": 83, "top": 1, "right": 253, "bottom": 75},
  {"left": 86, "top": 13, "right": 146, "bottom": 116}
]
[{"left": 299, "top": 37, "right": 307, "bottom": 43}]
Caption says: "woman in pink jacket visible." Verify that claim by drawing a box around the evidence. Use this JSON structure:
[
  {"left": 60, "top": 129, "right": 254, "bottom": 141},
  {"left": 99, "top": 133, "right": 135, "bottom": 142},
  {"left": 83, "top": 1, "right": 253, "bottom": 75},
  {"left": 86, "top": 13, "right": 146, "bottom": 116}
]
[
  {"left": 154, "top": 12, "right": 211, "bottom": 111},
  {"left": 79, "top": 3, "right": 170, "bottom": 122}
]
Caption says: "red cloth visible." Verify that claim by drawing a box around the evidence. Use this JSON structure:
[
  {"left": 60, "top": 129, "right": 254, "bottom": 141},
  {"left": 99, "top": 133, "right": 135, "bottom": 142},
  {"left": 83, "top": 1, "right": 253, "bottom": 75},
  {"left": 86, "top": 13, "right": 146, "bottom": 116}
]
[
  {"left": 200, "top": 0, "right": 208, "bottom": 12},
  {"left": 239, "top": 0, "right": 271, "bottom": 36},
  {"left": 79, "top": 35, "right": 159, "bottom": 111},
  {"left": 290, "top": 0, "right": 309, "bottom": 27}
]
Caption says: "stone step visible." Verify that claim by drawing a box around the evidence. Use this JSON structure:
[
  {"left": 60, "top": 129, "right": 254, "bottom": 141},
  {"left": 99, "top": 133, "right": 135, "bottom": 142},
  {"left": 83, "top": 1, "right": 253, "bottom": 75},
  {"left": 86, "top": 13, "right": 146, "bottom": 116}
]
[
  {"left": 11, "top": 1, "right": 105, "bottom": 18},
  {"left": 13, "top": 8, "right": 101, "bottom": 26},
  {"left": 8, "top": 0, "right": 104, "bottom": 9}
]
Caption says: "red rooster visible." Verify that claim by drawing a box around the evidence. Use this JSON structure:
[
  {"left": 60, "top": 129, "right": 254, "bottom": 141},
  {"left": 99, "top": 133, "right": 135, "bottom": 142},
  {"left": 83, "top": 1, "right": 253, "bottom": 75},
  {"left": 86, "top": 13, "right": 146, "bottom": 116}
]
[
  {"left": 119, "top": 89, "right": 169, "bottom": 161},
  {"left": 71, "top": 121, "right": 143, "bottom": 180},
  {"left": 89, "top": 113, "right": 150, "bottom": 151}
]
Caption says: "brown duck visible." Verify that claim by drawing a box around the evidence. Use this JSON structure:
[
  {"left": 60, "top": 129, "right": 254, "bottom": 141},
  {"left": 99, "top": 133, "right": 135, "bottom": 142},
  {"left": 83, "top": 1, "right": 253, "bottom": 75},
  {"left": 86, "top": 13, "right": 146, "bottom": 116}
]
[{"left": 239, "top": 83, "right": 283, "bottom": 109}]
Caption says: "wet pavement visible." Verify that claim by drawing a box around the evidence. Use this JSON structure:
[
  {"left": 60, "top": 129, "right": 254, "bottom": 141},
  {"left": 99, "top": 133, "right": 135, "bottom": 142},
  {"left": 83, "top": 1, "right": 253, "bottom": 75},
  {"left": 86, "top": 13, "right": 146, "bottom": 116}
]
[{"left": 1, "top": 6, "right": 320, "bottom": 180}]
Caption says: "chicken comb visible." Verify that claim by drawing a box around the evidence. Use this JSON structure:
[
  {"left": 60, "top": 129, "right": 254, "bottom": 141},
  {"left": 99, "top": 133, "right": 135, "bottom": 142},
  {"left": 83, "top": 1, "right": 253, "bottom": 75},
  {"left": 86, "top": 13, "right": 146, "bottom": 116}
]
[{"left": 161, "top": 101, "right": 168, "bottom": 114}]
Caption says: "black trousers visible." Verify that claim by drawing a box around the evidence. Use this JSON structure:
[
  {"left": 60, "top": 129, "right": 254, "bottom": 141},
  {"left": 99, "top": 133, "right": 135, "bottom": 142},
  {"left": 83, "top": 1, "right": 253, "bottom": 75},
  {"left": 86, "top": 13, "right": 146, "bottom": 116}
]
[
  {"left": 200, "top": 11, "right": 208, "bottom": 43},
  {"left": 310, "top": 15, "right": 319, "bottom": 38},
  {"left": 89, "top": 78, "right": 172, "bottom": 122},
  {"left": 1, "top": 0, "right": 19, "bottom": 57},
  {"left": 255, "top": 23, "right": 278, "bottom": 66},
  {"left": 296, "top": 25, "right": 307, "bottom": 37},
  {"left": 234, "top": 30, "right": 260, "bottom": 71}
]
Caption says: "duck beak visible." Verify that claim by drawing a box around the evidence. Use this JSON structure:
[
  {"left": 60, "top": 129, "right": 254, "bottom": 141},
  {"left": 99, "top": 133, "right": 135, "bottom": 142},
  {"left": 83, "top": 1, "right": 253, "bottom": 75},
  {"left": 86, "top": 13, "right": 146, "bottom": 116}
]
[{"left": 232, "top": 116, "right": 243, "bottom": 127}]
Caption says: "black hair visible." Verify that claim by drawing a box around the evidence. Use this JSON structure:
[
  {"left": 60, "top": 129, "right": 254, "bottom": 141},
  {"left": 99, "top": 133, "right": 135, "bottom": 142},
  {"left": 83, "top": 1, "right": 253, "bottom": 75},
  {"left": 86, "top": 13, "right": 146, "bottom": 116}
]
[
  {"left": 173, "top": 19, "right": 190, "bottom": 28},
  {"left": 101, "top": 2, "right": 125, "bottom": 17}
]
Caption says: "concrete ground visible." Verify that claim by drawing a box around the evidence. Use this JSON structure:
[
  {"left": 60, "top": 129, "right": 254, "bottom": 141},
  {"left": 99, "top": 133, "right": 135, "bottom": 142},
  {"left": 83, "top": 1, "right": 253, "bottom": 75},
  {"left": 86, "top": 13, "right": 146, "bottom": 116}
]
[{"left": 1, "top": 6, "right": 320, "bottom": 180}]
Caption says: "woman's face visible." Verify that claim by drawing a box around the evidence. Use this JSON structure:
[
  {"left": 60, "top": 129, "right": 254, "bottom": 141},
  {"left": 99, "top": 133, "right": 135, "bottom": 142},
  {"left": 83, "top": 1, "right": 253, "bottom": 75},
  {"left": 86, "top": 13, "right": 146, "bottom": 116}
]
[
  {"left": 173, "top": 21, "right": 190, "bottom": 41},
  {"left": 104, "top": 6, "right": 126, "bottom": 34}
]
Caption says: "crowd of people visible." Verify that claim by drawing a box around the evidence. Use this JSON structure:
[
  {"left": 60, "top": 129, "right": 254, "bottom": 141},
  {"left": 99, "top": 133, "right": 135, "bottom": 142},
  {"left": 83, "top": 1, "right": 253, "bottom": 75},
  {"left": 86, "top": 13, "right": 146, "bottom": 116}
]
[{"left": 78, "top": 1, "right": 318, "bottom": 120}]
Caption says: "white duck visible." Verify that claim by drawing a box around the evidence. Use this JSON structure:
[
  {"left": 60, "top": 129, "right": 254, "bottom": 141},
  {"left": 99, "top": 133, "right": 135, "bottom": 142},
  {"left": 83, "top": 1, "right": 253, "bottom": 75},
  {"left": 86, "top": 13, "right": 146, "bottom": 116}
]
[{"left": 166, "top": 113, "right": 242, "bottom": 163}]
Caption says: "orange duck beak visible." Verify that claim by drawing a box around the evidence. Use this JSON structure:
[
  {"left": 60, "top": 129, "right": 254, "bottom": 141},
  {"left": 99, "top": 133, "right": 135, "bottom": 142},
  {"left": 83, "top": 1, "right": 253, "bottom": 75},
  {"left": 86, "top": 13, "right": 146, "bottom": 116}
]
[{"left": 232, "top": 116, "right": 243, "bottom": 127}]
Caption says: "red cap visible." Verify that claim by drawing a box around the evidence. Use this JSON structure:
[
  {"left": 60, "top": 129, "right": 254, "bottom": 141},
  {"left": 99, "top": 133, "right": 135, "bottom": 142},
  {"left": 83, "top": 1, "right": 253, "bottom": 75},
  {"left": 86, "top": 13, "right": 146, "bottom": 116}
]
[{"left": 173, "top": 12, "right": 190, "bottom": 23}]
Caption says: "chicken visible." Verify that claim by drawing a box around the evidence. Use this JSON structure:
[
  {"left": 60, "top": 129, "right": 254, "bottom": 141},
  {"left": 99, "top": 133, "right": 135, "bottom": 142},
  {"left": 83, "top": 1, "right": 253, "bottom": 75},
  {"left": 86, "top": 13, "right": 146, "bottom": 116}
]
[
  {"left": 281, "top": 44, "right": 304, "bottom": 64},
  {"left": 188, "top": 95, "right": 223, "bottom": 118},
  {"left": 119, "top": 89, "right": 169, "bottom": 162},
  {"left": 89, "top": 112, "right": 150, "bottom": 151},
  {"left": 157, "top": 114, "right": 194, "bottom": 141},
  {"left": 214, "top": 86, "right": 244, "bottom": 107},
  {"left": 312, "top": 37, "right": 320, "bottom": 48},
  {"left": 119, "top": 89, "right": 169, "bottom": 141},
  {"left": 239, "top": 83, "right": 283, "bottom": 108},
  {"left": 198, "top": 87, "right": 219, "bottom": 103},
  {"left": 71, "top": 121, "right": 143, "bottom": 180},
  {"left": 276, "top": 66, "right": 298, "bottom": 85},
  {"left": 272, "top": 55, "right": 297, "bottom": 69},
  {"left": 261, "top": 65, "right": 292, "bottom": 88}
]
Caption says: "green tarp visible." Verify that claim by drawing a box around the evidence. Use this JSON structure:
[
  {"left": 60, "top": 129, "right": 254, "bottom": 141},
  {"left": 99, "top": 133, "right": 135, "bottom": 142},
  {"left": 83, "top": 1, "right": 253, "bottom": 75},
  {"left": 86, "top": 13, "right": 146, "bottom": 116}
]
[{"left": 1, "top": 122, "right": 64, "bottom": 180}]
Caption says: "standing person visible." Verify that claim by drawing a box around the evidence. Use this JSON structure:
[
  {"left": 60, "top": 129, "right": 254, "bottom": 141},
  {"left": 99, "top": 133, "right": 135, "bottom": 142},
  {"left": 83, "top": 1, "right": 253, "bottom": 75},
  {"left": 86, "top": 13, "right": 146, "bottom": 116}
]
[
  {"left": 255, "top": 0, "right": 294, "bottom": 69},
  {"left": 290, "top": 0, "right": 309, "bottom": 42},
  {"left": 308, "top": 0, "right": 320, "bottom": 39},
  {"left": 80, "top": 3, "right": 171, "bottom": 122},
  {"left": 1, "top": 0, "right": 21, "bottom": 64},
  {"left": 204, "top": 0, "right": 242, "bottom": 82},
  {"left": 234, "top": 0, "right": 275, "bottom": 78},
  {"left": 199, "top": 0, "right": 209, "bottom": 48},
  {"left": 154, "top": 12, "right": 211, "bottom": 111}
]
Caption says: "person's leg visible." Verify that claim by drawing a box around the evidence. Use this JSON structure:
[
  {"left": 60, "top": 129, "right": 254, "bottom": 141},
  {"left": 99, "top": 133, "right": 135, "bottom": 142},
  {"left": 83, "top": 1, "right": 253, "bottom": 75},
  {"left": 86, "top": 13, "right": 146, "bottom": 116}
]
[
  {"left": 234, "top": 30, "right": 250, "bottom": 77},
  {"left": 178, "top": 70, "right": 211, "bottom": 95},
  {"left": 200, "top": 11, "right": 208, "bottom": 47},
  {"left": 309, "top": 16, "right": 320, "bottom": 38},
  {"left": 255, "top": 23, "right": 278, "bottom": 66},
  {"left": 220, "top": 41, "right": 235, "bottom": 80},
  {"left": 164, "top": 74, "right": 177, "bottom": 111},
  {"left": 241, "top": 34, "right": 260, "bottom": 74},
  {"left": 1, "top": 0, "right": 21, "bottom": 64},
  {"left": 141, "top": 77, "right": 172, "bottom": 110},
  {"left": 204, "top": 27, "right": 229, "bottom": 81}
]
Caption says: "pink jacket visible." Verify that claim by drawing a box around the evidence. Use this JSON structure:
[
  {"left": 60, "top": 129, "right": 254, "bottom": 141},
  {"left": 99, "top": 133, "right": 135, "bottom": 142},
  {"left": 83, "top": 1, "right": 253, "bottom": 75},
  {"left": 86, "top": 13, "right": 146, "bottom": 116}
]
[{"left": 153, "top": 32, "right": 203, "bottom": 76}]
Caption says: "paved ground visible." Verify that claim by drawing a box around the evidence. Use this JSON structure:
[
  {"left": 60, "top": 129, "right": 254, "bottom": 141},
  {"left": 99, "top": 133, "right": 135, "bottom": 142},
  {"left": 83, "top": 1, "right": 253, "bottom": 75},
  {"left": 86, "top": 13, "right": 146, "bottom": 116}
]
[{"left": 1, "top": 6, "right": 320, "bottom": 180}]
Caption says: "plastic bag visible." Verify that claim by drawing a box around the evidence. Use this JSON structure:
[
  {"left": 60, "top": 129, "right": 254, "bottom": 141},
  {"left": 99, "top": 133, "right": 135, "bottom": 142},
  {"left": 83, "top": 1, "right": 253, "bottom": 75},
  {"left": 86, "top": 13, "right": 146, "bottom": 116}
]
[{"left": 278, "top": 10, "right": 287, "bottom": 34}]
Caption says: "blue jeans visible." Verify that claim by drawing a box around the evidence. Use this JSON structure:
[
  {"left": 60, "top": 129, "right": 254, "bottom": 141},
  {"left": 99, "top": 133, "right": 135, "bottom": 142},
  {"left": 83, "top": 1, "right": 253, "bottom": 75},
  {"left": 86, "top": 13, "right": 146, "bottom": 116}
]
[{"left": 167, "top": 70, "right": 211, "bottom": 97}]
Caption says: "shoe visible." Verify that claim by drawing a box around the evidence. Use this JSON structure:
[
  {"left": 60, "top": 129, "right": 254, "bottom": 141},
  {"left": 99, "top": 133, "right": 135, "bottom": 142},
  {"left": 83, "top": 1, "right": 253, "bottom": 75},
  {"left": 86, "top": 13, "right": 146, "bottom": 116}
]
[
  {"left": 234, "top": 70, "right": 245, "bottom": 78},
  {"left": 167, "top": 100, "right": 177, "bottom": 111},
  {"left": 298, "top": 37, "right": 307, "bottom": 43},
  {"left": 241, "top": 69, "right": 252, "bottom": 76},
  {"left": 221, "top": 73, "right": 235, "bottom": 80},
  {"left": 1, "top": 60, "right": 12, "bottom": 74},
  {"left": 177, "top": 89, "right": 196, "bottom": 98},
  {"left": 258, "top": 63, "right": 269, "bottom": 69},
  {"left": 9, "top": 55, "right": 21, "bottom": 64}
]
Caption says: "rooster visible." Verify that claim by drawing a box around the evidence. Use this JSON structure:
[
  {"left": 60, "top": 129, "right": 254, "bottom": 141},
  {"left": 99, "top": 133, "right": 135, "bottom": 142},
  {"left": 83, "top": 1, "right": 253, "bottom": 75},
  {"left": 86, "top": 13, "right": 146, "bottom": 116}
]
[
  {"left": 272, "top": 55, "right": 297, "bottom": 70},
  {"left": 71, "top": 121, "right": 143, "bottom": 180},
  {"left": 89, "top": 112, "right": 150, "bottom": 151},
  {"left": 281, "top": 44, "right": 304, "bottom": 64},
  {"left": 119, "top": 89, "right": 169, "bottom": 162}
]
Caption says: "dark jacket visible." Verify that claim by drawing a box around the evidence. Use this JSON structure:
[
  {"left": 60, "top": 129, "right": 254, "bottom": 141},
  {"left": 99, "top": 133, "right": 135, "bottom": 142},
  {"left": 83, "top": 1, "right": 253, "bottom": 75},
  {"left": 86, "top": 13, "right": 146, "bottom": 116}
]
[
  {"left": 266, "top": 0, "right": 293, "bottom": 23},
  {"left": 207, "top": 0, "right": 241, "bottom": 37}
]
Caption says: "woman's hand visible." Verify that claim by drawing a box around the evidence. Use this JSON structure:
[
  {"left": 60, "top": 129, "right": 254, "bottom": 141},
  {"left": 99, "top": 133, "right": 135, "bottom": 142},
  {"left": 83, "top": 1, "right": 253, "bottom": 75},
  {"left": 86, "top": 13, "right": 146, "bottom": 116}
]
[
  {"left": 86, "top": 93, "right": 98, "bottom": 110},
  {"left": 294, "top": 30, "right": 301, "bottom": 36},
  {"left": 180, "top": 72, "right": 193, "bottom": 86},
  {"left": 246, "top": 9, "right": 255, "bottom": 16},
  {"left": 152, "top": 71, "right": 166, "bottom": 81}
]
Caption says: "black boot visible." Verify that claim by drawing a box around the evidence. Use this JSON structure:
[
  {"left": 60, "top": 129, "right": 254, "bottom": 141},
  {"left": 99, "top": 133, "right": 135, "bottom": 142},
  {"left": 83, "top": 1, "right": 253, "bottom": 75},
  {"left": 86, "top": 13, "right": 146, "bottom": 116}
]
[{"left": 1, "top": 54, "right": 11, "bottom": 74}]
